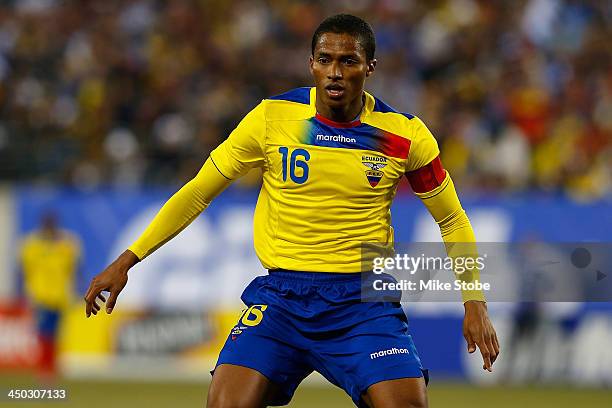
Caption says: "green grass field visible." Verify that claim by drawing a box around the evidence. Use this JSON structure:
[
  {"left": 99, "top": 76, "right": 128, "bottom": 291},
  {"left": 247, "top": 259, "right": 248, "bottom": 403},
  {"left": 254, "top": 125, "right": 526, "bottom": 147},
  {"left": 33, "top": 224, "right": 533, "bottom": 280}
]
[{"left": 1, "top": 375, "right": 611, "bottom": 407}]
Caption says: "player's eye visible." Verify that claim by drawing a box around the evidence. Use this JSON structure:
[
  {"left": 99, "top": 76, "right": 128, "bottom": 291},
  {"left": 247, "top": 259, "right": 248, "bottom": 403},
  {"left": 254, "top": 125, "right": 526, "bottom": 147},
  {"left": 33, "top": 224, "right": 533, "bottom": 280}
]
[
  {"left": 343, "top": 58, "right": 357, "bottom": 65},
  {"left": 318, "top": 57, "right": 330, "bottom": 64}
]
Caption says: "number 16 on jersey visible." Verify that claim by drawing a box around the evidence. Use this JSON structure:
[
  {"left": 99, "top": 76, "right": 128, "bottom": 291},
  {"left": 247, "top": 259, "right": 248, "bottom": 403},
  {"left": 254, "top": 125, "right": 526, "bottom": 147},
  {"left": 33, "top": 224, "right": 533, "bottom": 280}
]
[{"left": 278, "top": 147, "right": 310, "bottom": 184}]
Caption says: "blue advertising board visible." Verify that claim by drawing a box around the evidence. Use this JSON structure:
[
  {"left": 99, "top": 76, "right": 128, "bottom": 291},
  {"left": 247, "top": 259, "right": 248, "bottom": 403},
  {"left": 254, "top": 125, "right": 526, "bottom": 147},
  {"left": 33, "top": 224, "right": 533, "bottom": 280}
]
[{"left": 13, "top": 187, "right": 612, "bottom": 381}]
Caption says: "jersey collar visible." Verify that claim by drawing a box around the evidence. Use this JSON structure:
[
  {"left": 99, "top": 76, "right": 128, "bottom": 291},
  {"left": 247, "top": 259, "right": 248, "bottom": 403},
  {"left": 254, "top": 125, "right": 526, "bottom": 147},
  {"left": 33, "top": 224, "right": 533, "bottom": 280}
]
[{"left": 309, "top": 87, "right": 375, "bottom": 128}]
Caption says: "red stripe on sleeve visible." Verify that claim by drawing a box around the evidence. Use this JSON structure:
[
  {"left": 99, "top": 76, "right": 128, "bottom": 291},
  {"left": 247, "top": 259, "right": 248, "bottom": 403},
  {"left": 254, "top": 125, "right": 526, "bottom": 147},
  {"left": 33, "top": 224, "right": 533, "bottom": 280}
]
[
  {"left": 406, "top": 156, "right": 446, "bottom": 193},
  {"left": 381, "top": 131, "right": 411, "bottom": 159}
]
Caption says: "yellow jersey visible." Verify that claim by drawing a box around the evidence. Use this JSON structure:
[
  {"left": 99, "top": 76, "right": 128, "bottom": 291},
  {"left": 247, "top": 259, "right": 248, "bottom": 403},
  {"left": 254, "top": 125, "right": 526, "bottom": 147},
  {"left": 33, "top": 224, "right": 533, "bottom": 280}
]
[
  {"left": 210, "top": 87, "right": 439, "bottom": 273},
  {"left": 20, "top": 231, "right": 81, "bottom": 309}
]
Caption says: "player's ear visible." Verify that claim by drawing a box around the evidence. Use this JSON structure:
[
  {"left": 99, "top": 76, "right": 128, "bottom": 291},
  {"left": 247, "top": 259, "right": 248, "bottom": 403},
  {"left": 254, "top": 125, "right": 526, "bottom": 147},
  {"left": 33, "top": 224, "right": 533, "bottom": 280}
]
[
  {"left": 309, "top": 55, "right": 314, "bottom": 75},
  {"left": 366, "top": 59, "right": 377, "bottom": 77}
]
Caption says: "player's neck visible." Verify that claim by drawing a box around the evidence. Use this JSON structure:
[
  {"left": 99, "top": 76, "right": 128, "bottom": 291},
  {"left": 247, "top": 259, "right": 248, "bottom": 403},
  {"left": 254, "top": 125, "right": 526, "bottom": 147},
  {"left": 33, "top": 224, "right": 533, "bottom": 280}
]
[
  {"left": 40, "top": 228, "right": 60, "bottom": 241},
  {"left": 316, "top": 93, "right": 364, "bottom": 123}
]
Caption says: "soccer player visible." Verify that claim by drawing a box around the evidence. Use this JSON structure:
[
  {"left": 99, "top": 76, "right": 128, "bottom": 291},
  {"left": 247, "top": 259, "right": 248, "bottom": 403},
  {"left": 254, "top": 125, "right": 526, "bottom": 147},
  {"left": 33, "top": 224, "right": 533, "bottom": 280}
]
[
  {"left": 21, "top": 211, "right": 81, "bottom": 379},
  {"left": 85, "top": 14, "right": 499, "bottom": 408}
]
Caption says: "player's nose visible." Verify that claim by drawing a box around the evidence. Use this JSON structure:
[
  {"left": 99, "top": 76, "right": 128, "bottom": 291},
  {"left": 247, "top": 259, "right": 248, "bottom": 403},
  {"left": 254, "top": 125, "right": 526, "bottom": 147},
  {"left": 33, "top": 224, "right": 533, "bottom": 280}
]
[{"left": 328, "top": 61, "right": 343, "bottom": 80}]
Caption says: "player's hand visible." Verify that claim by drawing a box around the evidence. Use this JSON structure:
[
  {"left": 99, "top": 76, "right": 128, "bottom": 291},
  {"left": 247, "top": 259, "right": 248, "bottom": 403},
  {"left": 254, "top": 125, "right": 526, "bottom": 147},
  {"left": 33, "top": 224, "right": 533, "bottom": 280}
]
[
  {"left": 84, "top": 250, "right": 139, "bottom": 318},
  {"left": 463, "top": 300, "right": 499, "bottom": 372}
]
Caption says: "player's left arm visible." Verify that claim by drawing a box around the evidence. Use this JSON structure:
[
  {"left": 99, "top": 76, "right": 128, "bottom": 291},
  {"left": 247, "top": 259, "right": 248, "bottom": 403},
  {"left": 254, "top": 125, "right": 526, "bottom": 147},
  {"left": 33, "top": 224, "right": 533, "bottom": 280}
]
[{"left": 406, "top": 117, "right": 500, "bottom": 372}]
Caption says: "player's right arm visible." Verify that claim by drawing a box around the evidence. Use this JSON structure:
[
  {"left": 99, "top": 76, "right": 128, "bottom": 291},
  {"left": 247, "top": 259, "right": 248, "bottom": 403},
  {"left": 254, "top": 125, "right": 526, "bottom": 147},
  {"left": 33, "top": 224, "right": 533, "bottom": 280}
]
[{"left": 84, "top": 102, "right": 267, "bottom": 317}]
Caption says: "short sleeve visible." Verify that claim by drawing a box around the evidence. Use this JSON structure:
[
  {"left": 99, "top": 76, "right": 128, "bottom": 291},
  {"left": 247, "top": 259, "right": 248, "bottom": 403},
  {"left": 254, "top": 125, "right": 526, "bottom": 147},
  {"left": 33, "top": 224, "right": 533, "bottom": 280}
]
[
  {"left": 405, "top": 117, "right": 440, "bottom": 173},
  {"left": 209, "top": 101, "right": 266, "bottom": 179}
]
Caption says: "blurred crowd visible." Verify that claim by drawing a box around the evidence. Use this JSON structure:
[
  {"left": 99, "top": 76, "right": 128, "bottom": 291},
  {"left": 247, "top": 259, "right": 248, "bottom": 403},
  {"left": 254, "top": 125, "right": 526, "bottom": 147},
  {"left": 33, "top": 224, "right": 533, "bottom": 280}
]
[{"left": 0, "top": 0, "right": 609, "bottom": 199}]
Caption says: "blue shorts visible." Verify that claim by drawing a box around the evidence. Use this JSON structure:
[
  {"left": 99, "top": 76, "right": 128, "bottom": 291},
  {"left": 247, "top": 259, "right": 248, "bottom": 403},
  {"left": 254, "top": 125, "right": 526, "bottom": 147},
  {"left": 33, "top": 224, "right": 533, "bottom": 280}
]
[
  {"left": 214, "top": 270, "right": 428, "bottom": 407},
  {"left": 34, "top": 307, "right": 60, "bottom": 338}
]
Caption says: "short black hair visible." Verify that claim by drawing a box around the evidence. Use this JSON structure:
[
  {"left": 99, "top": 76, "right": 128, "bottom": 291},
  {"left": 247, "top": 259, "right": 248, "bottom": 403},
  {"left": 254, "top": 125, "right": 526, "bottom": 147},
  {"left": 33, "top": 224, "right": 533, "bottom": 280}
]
[{"left": 311, "top": 14, "right": 376, "bottom": 61}]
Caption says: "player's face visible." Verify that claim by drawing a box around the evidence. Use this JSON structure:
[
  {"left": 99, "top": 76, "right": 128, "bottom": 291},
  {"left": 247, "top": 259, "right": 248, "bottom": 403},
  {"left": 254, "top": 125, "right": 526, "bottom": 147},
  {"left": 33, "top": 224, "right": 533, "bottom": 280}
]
[{"left": 310, "top": 32, "right": 376, "bottom": 117}]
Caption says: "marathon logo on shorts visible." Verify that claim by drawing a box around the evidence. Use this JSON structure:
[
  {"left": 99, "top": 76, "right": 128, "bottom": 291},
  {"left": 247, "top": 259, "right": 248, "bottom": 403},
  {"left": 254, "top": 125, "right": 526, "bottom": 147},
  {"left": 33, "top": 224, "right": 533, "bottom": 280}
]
[
  {"left": 370, "top": 347, "right": 409, "bottom": 360},
  {"left": 231, "top": 326, "right": 246, "bottom": 341}
]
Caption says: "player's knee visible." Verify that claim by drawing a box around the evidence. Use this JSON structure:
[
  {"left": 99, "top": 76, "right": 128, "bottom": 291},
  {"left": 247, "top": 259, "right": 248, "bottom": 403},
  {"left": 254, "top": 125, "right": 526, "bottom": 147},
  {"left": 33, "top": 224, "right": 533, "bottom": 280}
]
[
  {"left": 394, "top": 393, "right": 427, "bottom": 408},
  {"left": 404, "top": 397, "right": 428, "bottom": 408},
  {"left": 207, "top": 386, "right": 263, "bottom": 408},
  {"left": 382, "top": 395, "right": 428, "bottom": 408},
  {"left": 365, "top": 383, "right": 428, "bottom": 408}
]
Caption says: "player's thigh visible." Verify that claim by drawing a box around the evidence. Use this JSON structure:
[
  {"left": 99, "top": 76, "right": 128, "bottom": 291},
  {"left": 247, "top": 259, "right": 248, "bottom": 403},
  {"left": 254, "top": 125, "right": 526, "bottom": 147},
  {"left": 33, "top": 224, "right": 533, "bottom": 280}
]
[
  {"left": 362, "top": 377, "right": 428, "bottom": 408},
  {"left": 206, "top": 363, "right": 281, "bottom": 408}
]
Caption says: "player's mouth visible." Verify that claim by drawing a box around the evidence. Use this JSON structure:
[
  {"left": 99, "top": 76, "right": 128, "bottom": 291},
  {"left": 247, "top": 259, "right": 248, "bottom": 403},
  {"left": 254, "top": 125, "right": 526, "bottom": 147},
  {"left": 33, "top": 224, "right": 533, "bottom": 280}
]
[{"left": 325, "top": 84, "right": 345, "bottom": 99}]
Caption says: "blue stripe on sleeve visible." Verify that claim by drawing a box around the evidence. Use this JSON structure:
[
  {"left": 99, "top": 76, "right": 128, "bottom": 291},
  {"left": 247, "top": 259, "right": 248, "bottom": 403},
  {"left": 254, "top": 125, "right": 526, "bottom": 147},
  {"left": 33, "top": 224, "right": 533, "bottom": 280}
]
[{"left": 268, "top": 87, "right": 311, "bottom": 104}]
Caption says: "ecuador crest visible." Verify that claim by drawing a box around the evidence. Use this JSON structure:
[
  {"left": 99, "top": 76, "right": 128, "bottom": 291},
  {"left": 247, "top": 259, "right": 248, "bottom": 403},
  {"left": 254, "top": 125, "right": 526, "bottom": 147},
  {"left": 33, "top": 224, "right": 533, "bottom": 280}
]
[{"left": 362, "top": 157, "right": 387, "bottom": 187}]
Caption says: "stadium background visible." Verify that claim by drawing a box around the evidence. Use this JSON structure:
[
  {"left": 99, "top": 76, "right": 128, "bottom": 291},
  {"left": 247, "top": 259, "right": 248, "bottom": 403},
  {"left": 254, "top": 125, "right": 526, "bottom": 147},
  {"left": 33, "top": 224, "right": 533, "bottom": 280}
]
[{"left": 0, "top": 0, "right": 610, "bottom": 407}]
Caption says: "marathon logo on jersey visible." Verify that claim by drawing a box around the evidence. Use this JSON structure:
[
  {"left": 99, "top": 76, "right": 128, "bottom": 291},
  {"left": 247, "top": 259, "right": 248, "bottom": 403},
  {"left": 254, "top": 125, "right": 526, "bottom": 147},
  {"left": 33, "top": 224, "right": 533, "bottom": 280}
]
[
  {"left": 370, "top": 347, "right": 409, "bottom": 360},
  {"left": 316, "top": 134, "right": 357, "bottom": 143},
  {"left": 362, "top": 155, "right": 387, "bottom": 187}
]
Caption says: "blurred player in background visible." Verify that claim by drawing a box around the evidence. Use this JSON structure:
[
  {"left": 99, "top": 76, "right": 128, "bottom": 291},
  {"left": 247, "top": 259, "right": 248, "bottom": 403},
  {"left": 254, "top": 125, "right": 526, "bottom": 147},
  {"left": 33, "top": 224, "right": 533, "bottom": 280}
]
[
  {"left": 85, "top": 14, "right": 498, "bottom": 407},
  {"left": 20, "top": 211, "right": 81, "bottom": 380}
]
